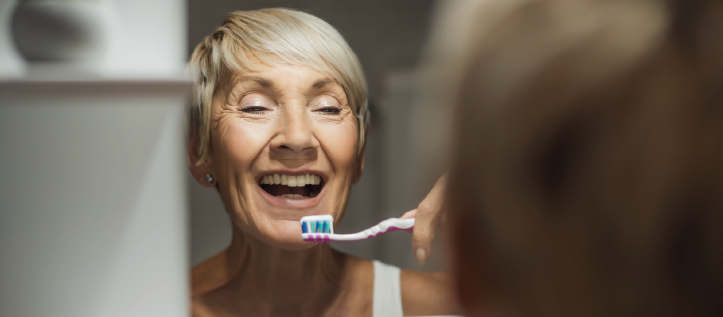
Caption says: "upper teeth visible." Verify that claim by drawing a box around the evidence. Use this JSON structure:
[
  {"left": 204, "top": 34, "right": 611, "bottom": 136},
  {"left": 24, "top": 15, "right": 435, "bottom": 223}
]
[{"left": 259, "top": 174, "right": 321, "bottom": 187}]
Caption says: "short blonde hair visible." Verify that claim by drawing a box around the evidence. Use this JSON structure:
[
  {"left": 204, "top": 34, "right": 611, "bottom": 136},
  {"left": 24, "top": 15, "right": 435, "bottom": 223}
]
[{"left": 187, "top": 8, "right": 369, "bottom": 164}]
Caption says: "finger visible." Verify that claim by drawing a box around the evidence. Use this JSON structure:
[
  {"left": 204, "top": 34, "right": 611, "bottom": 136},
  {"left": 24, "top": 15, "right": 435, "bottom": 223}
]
[
  {"left": 400, "top": 209, "right": 417, "bottom": 232},
  {"left": 413, "top": 175, "right": 447, "bottom": 264},
  {"left": 400, "top": 209, "right": 417, "bottom": 219}
]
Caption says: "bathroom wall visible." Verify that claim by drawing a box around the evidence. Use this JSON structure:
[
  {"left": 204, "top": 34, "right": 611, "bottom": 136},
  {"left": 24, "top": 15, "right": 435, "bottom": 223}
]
[{"left": 0, "top": 1, "right": 190, "bottom": 315}]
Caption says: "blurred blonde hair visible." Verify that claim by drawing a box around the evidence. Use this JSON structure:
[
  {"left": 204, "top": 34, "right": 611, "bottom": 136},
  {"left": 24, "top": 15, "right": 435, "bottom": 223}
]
[
  {"left": 448, "top": 0, "right": 723, "bottom": 316},
  {"left": 187, "top": 8, "right": 368, "bottom": 164}
]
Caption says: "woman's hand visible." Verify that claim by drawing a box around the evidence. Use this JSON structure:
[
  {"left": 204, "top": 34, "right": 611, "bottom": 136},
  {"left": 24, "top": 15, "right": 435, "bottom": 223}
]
[{"left": 400, "top": 175, "right": 447, "bottom": 264}]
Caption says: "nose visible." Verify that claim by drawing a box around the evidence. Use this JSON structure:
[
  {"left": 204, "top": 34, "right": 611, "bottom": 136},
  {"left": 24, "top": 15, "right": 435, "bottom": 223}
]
[{"left": 270, "top": 107, "right": 318, "bottom": 154}]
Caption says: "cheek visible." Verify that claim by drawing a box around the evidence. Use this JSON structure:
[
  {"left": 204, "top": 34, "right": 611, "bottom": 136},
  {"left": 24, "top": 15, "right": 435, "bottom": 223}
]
[
  {"left": 315, "top": 121, "right": 358, "bottom": 171},
  {"left": 216, "top": 119, "right": 273, "bottom": 167}
]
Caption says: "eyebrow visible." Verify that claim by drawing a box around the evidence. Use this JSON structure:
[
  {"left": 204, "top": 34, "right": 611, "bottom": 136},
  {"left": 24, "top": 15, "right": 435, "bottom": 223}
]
[
  {"left": 312, "top": 79, "right": 338, "bottom": 89},
  {"left": 237, "top": 76, "right": 273, "bottom": 88}
]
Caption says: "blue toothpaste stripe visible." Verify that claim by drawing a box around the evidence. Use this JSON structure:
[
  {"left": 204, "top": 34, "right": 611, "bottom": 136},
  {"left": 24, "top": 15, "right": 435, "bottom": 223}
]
[{"left": 306, "top": 220, "right": 332, "bottom": 233}]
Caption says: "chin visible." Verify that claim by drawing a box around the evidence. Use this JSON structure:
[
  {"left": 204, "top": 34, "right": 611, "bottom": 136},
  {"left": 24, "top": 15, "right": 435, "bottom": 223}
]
[
  {"left": 259, "top": 219, "right": 320, "bottom": 251},
  {"left": 266, "top": 239, "right": 320, "bottom": 251}
]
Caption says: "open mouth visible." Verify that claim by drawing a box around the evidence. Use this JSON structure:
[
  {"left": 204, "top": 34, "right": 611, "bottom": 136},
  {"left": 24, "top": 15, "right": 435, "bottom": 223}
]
[{"left": 259, "top": 174, "right": 324, "bottom": 199}]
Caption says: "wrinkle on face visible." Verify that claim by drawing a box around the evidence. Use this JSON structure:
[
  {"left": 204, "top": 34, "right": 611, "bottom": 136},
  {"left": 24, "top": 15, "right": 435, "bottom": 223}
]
[{"left": 205, "top": 60, "right": 361, "bottom": 249}]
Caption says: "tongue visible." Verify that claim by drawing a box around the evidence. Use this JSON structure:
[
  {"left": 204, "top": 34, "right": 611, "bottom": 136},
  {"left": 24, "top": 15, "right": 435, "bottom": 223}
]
[{"left": 264, "top": 185, "right": 311, "bottom": 197}]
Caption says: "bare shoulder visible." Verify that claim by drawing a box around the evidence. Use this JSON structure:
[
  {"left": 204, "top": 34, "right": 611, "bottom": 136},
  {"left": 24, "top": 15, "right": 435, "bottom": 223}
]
[
  {"left": 190, "top": 295, "right": 216, "bottom": 317},
  {"left": 400, "top": 269, "right": 462, "bottom": 316},
  {"left": 336, "top": 254, "right": 374, "bottom": 298},
  {"left": 324, "top": 253, "right": 374, "bottom": 317},
  {"left": 189, "top": 252, "right": 228, "bottom": 317},
  {"left": 191, "top": 251, "right": 228, "bottom": 296}
]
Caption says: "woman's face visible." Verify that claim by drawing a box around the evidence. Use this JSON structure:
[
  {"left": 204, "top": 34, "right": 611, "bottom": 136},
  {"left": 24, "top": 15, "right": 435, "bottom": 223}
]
[{"left": 204, "top": 61, "right": 362, "bottom": 250}]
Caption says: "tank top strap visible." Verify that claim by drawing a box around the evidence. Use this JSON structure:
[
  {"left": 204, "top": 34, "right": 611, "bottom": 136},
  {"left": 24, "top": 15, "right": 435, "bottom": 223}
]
[{"left": 372, "top": 260, "right": 404, "bottom": 317}]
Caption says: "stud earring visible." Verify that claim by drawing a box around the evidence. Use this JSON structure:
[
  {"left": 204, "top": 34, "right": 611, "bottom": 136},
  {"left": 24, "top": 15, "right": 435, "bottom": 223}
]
[{"left": 205, "top": 174, "right": 214, "bottom": 184}]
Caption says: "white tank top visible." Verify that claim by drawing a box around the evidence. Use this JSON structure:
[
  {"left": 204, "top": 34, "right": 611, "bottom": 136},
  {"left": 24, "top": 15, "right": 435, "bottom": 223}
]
[
  {"left": 372, "top": 260, "right": 404, "bottom": 317},
  {"left": 372, "top": 260, "right": 464, "bottom": 317}
]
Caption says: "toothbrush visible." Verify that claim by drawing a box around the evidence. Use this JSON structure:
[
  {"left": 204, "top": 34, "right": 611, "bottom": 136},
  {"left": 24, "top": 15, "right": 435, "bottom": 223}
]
[{"left": 300, "top": 215, "right": 415, "bottom": 242}]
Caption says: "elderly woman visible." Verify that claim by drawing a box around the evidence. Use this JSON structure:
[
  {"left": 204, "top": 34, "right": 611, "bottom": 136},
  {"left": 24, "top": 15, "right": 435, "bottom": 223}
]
[{"left": 186, "top": 8, "right": 458, "bottom": 317}]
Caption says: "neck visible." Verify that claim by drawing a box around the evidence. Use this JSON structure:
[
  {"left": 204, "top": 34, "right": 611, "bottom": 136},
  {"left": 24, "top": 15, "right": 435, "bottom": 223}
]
[{"left": 218, "top": 226, "right": 347, "bottom": 314}]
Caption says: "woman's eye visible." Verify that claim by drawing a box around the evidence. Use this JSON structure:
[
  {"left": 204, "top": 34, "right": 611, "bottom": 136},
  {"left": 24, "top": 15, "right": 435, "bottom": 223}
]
[
  {"left": 317, "top": 106, "right": 341, "bottom": 115},
  {"left": 241, "top": 105, "right": 268, "bottom": 114}
]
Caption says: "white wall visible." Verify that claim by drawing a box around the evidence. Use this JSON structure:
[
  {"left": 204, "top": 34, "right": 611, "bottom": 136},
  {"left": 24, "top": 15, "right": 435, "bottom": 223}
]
[
  {"left": 0, "top": 82, "right": 190, "bottom": 317},
  {"left": 0, "top": 1, "right": 191, "bottom": 316}
]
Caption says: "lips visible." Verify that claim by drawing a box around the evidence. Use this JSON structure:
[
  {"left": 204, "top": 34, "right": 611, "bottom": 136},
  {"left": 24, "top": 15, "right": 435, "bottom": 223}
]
[{"left": 258, "top": 173, "right": 324, "bottom": 199}]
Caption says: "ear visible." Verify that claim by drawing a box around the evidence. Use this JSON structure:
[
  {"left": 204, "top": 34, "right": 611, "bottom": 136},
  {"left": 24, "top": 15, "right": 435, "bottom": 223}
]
[
  {"left": 352, "top": 141, "right": 366, "bottom": 184},
  {"left": 186, "top": 135, "right": 216, "bottom": 187}
]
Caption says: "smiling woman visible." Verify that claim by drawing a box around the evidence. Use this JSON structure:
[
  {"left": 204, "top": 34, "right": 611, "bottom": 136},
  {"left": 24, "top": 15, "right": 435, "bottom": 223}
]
[
  {"left": 201, "top": 61, "right": 361, "bottom": 250},
  {"left": 185, "top": 8, "right": 459, "bottom": 317}
]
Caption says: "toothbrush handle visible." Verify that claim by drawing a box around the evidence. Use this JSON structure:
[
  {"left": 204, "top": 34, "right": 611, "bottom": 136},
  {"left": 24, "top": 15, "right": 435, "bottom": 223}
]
[
  {"left": 303, "top": 218, "right": 415, "bottom": 242},
  {"left": 382, "top": 217, "right": 415, "bottom": 230}
]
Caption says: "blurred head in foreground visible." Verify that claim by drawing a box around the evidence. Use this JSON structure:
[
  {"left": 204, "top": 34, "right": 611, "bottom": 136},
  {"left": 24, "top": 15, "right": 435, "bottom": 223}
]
[{"left": 446, "top": 0, "right": 723, "bottom": 316}]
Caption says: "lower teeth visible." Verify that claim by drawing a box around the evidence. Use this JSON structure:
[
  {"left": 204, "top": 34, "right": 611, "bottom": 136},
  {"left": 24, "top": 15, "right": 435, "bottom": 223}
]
[
  {"left": 279, "top": 193, "right": 318, "bottom": 199},
  {"left": 281, "top": 194, "right": 307, "bottom": 199}
]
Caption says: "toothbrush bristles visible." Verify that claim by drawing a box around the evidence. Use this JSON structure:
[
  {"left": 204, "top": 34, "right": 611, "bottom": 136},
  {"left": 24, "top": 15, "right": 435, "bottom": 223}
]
[
  {"left": 300, "top": 215, "right": 334, "bottom": 234},
  {"left": 309, "top": 220, "right": 331, "bottom": 233}
]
